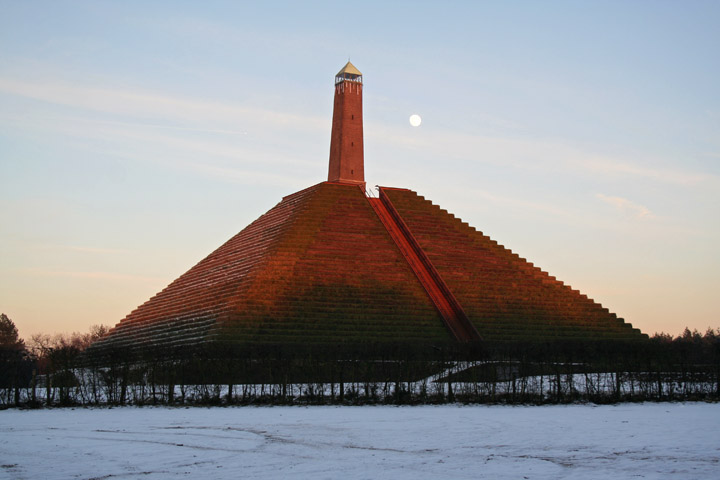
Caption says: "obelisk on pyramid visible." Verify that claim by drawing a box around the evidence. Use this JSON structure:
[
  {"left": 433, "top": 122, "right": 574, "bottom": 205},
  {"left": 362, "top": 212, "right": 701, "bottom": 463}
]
[{"left": 90, "top": 62, "right": 645, "bottom": 357}]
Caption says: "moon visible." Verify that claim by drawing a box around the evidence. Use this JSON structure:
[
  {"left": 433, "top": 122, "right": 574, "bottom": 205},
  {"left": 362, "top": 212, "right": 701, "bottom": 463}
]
[{"left": 409, "top": 114, "right": 422, "bottom": 127}]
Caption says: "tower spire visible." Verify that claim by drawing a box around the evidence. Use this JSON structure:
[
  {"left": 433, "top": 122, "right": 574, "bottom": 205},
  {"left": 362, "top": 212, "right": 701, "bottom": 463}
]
[{"left": 328, "top": 61, "right": 365, "bottom": 187}]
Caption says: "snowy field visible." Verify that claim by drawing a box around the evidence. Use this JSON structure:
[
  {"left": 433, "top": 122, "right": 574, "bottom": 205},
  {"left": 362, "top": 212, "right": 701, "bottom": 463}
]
[{"left": 1, "top": 403, "right": 718, "bottom": 480}]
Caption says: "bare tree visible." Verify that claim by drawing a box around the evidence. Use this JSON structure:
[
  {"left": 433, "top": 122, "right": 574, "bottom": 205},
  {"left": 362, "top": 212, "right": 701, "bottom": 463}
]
[{"left": 28, "top": 325, "right": 111, "bottom": 406}]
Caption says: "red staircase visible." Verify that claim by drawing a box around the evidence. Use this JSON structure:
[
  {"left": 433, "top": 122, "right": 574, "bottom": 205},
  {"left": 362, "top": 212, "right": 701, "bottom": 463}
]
[{"left": 367, "top": 187, "right": 481, "bottom": 342}]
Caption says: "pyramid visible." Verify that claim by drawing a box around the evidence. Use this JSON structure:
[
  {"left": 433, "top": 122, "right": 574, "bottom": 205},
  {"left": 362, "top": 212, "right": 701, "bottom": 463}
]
[{"left": 91, "top": 64, "right": 644, "bottom": 357}]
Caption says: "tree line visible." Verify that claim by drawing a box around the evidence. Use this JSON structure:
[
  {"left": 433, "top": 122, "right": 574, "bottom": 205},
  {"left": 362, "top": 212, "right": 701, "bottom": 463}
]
[{"left": 1, "top": 313, "right": 718, "bottom": 407}]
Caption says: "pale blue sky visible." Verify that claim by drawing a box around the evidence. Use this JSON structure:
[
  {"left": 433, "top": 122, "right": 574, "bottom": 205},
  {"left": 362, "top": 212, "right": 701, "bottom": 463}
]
[{"left": 1, "top": 0, "right": 718, "bottom": 338}]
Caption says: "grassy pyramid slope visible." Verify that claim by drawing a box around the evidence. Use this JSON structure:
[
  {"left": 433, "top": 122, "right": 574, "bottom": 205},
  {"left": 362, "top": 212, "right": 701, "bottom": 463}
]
[
  {"left": 382, "top": 187, "right": 645, "bottom": 342},
  {"left": 215, "top": 182, "right": 450, "bottom": 346},
  {"left": 91, "top": 182, "right": 450, "bottom": 355}
]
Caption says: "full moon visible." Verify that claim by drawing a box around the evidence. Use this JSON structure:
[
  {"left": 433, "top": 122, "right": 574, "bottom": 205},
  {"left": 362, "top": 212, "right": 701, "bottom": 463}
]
[{"left": 409, "top": 114, "right": 422, "bottom": 127}]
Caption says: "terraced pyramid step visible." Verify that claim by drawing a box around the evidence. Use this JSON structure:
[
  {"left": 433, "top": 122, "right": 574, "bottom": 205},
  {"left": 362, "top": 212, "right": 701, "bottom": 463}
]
[
  {"left": 381, "top": 187, "right": 645, "bottom": 342},
  {"left": 90, "top": 182, "right": 451, "bottom": 356}
]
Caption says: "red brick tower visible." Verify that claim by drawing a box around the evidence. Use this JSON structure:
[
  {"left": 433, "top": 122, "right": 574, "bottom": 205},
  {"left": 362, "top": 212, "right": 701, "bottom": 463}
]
[{"left": 328, "top": 61, "right": 365, "bottom": 188}]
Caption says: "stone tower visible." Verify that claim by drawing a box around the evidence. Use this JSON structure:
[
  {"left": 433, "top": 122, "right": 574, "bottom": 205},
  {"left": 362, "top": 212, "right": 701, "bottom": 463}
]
[{"left": 328, "top": 61, "right": 365, "bottom": 187}]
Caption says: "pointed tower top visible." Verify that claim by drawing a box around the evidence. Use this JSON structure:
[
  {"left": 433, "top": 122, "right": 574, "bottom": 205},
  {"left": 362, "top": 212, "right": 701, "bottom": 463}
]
[
  {"left": 335, "top": 61, "right": 362, "bottom": 84},
  {"left": 337, "top": 61, "right": 362, "bottom": 76}
]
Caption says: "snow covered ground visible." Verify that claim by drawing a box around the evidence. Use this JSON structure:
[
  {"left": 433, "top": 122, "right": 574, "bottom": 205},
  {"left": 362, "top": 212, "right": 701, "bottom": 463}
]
[{"left": 1, "top": 403, "right": 718, "bottom": 479}]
